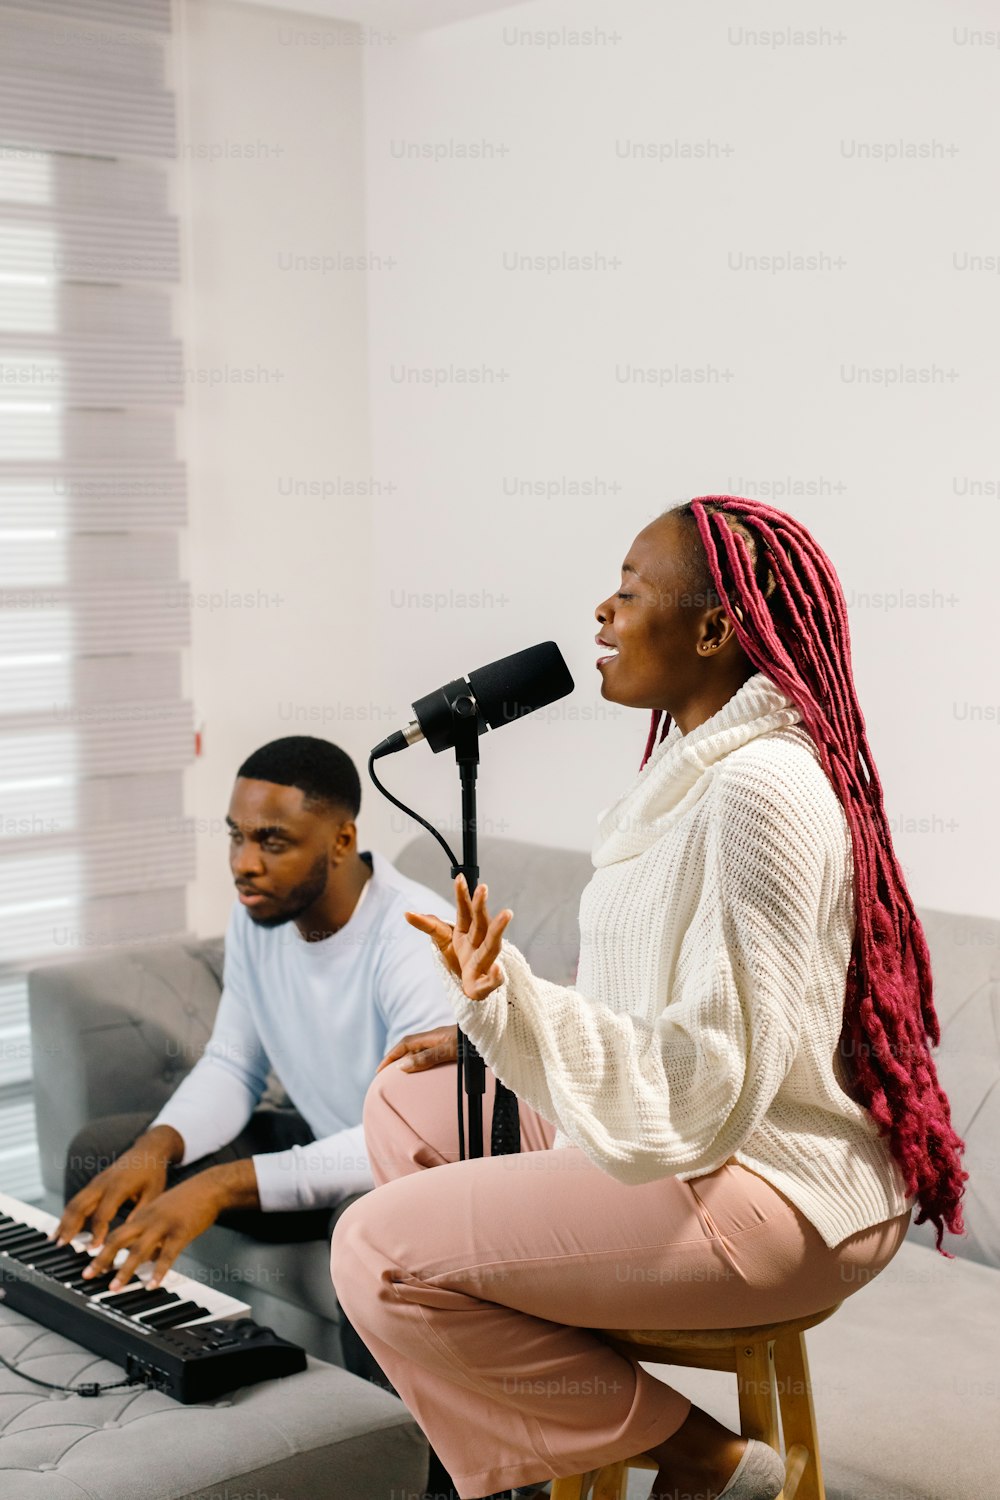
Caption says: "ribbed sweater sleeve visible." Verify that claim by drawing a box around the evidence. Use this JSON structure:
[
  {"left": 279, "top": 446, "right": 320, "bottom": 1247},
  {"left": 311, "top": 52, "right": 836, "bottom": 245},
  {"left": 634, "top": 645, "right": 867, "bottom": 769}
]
[{"left": 433, "top": 753, "right": 830, "bottom": 1184}]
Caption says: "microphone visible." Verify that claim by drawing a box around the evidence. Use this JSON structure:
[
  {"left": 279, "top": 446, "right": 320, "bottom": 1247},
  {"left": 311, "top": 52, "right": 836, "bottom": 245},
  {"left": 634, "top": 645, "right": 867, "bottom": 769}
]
[{"left": 371, "top": 641, "right": 575, "bottom": 760}]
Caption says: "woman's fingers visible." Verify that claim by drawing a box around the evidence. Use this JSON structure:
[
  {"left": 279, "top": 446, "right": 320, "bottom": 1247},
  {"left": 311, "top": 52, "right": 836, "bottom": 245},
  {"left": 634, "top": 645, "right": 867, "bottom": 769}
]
[
  {"left": 477, "top": 908, "right": 513, "bottom": 969},
  {"left": 456, "top": 874, "right": 491, "bottom": 949},
  {"left": 404, "top": 910, "right": 452, "bottom": 949}
]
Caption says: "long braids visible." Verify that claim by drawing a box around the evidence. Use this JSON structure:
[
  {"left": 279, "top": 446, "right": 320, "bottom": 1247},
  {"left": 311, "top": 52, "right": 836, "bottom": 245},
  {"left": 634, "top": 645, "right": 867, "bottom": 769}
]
[{"left": 647, "top": 495, "right": 967, "bottom": 1256}]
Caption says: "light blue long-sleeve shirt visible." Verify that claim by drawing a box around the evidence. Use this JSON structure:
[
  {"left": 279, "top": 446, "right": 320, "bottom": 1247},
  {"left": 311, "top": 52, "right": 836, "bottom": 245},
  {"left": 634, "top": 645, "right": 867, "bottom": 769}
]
[{"left": 152, "top": 850, "right": 458, "bottom": 1211}]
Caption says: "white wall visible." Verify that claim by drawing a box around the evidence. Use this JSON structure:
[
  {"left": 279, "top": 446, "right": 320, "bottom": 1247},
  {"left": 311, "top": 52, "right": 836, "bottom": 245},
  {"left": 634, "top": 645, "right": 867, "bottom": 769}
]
[
  {"left": 178, "top": 0, "right": 999, "bottom": 929},
  {"left": 362, "top": 0, "right": 999, "bottom": 919},
  {"left": 177, "top": 0, "right": 373, "bottom": 936}
]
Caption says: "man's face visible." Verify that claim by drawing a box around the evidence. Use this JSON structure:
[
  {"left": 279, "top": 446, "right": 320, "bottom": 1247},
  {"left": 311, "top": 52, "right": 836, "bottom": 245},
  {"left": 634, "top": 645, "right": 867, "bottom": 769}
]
[{"left": 226, "top": 778, "right": 339, "bottom": 927}]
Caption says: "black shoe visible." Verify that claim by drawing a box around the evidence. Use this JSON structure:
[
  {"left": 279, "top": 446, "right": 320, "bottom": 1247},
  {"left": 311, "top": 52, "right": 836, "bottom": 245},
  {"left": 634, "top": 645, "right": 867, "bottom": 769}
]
[
  {"left": 423, "top": 1446, "right": 460, "bottom": 1499},
  {"left": 338, "top": 1310, "right": 399, "bottom": 1396},
  {"left": 422, "top": 1451, "right": 511, "bottom": 1500}
]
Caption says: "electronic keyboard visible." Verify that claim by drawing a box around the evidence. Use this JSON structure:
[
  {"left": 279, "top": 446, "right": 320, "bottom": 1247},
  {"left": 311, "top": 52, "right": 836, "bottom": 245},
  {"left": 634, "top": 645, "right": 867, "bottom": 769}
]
[{"left": 0, "top": 1190, "right": 307, "bottom": 1402}]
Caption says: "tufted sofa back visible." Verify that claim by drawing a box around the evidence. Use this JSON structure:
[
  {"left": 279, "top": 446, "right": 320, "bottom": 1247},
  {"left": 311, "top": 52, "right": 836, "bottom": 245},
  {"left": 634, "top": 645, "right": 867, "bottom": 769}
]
[{"left": 27, "top": 832, "right": 998, "bottom": 1269}]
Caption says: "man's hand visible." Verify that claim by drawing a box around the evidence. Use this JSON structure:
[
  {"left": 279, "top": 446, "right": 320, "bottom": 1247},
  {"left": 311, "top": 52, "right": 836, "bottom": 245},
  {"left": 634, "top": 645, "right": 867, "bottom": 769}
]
[
  {"left": 81, "top": 1160, "right": 259, "bottom": 1291},
  {"left": 55, "top": 1124, "right": 184, "bottom": 1251},
  {"left": 404, "top": 874, "right": 512, "bottom": 1003},
  {"left": 376, "top": 1024, "right": 458, "bottom": 1074}
]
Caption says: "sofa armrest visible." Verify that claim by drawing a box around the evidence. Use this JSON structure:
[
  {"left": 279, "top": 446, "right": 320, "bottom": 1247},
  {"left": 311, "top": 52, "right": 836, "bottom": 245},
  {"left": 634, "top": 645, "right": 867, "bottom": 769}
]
[{"left": 27, "top": 940, "right": 223, "bottom": 1196}]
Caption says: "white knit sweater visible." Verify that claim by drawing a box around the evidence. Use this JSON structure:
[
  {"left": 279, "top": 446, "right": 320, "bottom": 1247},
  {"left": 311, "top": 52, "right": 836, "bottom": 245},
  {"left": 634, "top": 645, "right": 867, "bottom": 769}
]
[{"left": 431, "top": 670, "right": 916, "bottom": 1251}]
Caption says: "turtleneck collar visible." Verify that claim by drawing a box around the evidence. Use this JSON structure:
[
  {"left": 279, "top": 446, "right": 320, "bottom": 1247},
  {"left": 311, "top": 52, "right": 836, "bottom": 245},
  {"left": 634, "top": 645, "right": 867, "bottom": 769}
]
[{"left": 592, "top": 670, "right": 805, "bottom": 867}]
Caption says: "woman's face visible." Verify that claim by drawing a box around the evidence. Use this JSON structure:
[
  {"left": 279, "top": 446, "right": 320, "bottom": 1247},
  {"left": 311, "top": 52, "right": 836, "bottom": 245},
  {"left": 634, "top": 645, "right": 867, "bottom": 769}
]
[{"left": 594, "top": 512, "right": 749, "bottom": 720}]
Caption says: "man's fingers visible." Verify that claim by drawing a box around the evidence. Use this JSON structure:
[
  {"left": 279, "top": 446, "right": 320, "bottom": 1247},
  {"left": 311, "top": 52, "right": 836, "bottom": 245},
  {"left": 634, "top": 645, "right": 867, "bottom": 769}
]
[
  {"left": 375, "top": 1040, "right": 408, "bottom": 1072},
  {"left": 54, "top": 1194, "right": 93, "bottom": 1246},
  {"left": 402, "top": 1045, "right": 442, "bottom": 1071},
  {"left": 148, "top": 1238, "right": 183, "bottom": 1290},
  {"left": 87, "top": 1192, "right": 126, "bottom": 1253},
  {"left": 83, "top": 1217, "right": 136, "bottom": 1278},
  {"left": 108, "top": 1241, "right": 153, "bottom": 1292}
]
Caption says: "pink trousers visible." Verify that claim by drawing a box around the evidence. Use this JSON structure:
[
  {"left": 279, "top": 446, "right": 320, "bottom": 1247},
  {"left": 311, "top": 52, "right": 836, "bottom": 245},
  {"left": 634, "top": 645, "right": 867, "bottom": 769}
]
[{"left": 330, "top": 1058, "right": 912, "bottom": 1499}]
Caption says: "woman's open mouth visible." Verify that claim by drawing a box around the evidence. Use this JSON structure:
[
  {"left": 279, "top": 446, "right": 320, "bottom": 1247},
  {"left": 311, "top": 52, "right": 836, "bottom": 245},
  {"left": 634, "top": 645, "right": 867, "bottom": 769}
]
[{"left": 596, "top": 648, "right": 620, "bottom": 668}]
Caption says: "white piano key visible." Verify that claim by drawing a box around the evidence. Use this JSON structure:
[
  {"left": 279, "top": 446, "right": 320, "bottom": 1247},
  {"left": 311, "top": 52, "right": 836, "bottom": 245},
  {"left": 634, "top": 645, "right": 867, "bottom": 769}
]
[{"left": 0, "top": 1188, "right": 249, "bottom": 1322}]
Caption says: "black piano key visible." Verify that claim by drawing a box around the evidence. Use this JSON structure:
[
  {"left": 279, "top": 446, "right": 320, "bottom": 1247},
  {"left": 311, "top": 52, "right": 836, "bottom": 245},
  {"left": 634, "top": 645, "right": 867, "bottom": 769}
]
[
  {"left": 66, "top": 1270, "right": 109, "bottom": 1291},
  {"left": 48, "top": 1255, "right": 96, "bottom": 1281},
  {"left": 0, "top": 1227, "right": 48, "bottom": 1250},
  {"left": 125, "top": 1289, "right": 180, "bottom": 1316},
  {"left": 51, "top": 1249, "right": 93, "bottom": 1270},
  {"left": 77, "top": 1271, "right": 138, "bottom": 1296},
  {"left": 27, "top": 1246, "right": 89, "bottom": 1272},
  {"left": 102, "top": 1287, "right": 177, "bottom": 1315},
  {"left": 141, "top": 1300, "right": 210, "bottom": 1329},
  {"left": 31, "top": 1257, "right": 91, "bottom": 1281},
  {"left": 5, "top": 1235, "right": 56, "bottom": 1261}
]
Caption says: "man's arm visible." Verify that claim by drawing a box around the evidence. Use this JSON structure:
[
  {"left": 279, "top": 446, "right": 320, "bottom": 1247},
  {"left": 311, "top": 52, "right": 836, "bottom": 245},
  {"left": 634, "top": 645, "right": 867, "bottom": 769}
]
[
  {"left": 251, "top": 1122, "right": 373, "bottom": 1213},
  {"left": 240, "top": 897, "right": 461, "bottom": 1212},
  {"left": 60, "top": 906, "right": 274, "bottom": 1283},
  {"left": 150, "top": 904, "right": 272, "bottom": 1165}
]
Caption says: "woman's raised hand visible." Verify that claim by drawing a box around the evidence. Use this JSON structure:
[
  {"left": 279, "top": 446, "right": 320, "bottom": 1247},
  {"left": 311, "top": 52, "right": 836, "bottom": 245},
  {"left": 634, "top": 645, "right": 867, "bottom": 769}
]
[{"left": 404, "top": 873, "right": 513, "bottom": 1003}]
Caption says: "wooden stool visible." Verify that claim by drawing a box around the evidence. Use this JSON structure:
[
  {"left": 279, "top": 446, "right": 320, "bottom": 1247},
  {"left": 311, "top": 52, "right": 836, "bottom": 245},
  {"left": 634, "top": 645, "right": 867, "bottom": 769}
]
[{"left": 548, "top": 1302, "right": 841, "bottom": 1500}]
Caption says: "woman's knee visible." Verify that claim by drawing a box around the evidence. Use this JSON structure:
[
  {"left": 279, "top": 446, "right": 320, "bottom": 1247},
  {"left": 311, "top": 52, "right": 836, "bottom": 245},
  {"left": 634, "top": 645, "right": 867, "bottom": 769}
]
[
  {"left": 362, "top": 1061, "right": 395, "bottom": 1133},
  {"left": 329, "top": 1185, "right": 395, "bottom": 1300}
]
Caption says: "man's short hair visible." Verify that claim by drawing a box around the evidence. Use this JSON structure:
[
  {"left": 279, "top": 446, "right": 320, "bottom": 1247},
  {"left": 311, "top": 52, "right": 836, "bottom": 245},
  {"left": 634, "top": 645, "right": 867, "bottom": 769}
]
[{"left": 236, "top": 736, "right": 361, "bottom": 819}]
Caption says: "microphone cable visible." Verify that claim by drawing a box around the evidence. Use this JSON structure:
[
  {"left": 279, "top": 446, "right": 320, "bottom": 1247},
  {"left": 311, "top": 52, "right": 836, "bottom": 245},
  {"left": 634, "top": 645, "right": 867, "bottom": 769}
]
[{"left": 368, "top": 752, "right": 522, "bottom": 1160}]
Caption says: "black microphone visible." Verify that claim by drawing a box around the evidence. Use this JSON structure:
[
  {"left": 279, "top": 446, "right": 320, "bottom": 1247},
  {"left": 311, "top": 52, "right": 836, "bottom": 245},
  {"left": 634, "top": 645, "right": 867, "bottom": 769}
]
[{"left": 371, "top": 641, "right": 575, "bottom": 760}]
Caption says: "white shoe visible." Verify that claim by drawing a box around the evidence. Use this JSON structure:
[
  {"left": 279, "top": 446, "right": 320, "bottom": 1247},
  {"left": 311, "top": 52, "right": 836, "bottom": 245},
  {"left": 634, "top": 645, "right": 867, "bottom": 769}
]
[{"left": 716, "top": 1439, "right": 786, "bottom": 1499}]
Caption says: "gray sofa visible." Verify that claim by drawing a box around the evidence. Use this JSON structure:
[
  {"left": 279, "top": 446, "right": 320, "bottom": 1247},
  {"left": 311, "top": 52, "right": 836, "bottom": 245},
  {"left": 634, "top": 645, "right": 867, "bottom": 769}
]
[{"left": 27, "top": 830, "right": 1000, "bottom": 1499}]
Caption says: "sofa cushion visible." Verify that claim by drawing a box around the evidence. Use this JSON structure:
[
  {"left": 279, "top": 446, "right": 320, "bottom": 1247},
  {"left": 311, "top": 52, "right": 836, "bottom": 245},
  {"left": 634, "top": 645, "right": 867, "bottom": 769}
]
[{"left": 0, "top": 1302, "right": 428, "bottom": 1500}]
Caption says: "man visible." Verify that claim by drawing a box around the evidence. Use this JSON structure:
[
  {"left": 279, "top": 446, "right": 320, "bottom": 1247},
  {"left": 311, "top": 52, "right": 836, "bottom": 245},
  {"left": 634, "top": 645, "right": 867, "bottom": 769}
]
[{"left": 57, "top": 735, "right": 457, "bottom": 1311}]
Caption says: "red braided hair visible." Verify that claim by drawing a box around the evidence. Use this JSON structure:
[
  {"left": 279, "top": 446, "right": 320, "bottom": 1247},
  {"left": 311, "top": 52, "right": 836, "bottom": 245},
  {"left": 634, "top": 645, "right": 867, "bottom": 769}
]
[{"left": 643, "top": 495, "right": 967, "bottom": 1256}]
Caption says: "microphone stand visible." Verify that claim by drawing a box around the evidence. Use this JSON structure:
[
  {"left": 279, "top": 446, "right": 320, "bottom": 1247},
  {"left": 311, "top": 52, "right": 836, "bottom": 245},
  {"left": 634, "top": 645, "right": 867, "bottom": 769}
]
[{"left": 450, "top": 694, "right": 520, "bottom": 1160}]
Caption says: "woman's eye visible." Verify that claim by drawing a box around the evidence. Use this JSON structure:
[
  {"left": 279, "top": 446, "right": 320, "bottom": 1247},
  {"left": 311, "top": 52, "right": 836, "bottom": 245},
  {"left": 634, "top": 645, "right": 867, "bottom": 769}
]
[{"left": 616, "top": 592, "right": 633, "bottom": 600}]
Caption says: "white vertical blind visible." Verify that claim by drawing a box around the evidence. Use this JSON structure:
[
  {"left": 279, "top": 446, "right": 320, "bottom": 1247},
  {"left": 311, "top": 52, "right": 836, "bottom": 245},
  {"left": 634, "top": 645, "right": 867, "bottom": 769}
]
[{"left": 0, "top": 0, "right": 191, "bottom": 1199}]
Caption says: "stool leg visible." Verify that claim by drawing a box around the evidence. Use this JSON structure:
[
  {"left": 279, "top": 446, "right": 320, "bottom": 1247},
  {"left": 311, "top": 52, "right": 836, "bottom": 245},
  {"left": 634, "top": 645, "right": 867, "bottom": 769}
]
[
  {"left": 550, "top": 1465, "right": 626, "bottom": 1500},
  {"left": 734, "top": 1338, "right": 781, "bottom": 1450},
  {"left": 773, "top": 1330, "right": 826, "bottom": 1500},
  {"left": 593, "top": 1462, "right": 628, "bottom": 1499},
  {"left": 550, "top": 1472, "right": 595, "bottom": 1500}
]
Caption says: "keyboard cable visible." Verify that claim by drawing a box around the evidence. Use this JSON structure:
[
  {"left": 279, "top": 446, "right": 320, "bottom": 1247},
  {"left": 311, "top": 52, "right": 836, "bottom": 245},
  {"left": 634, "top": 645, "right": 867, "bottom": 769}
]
[{"left": 0, "top": 1350, "right": 151, "bottom": 1398}]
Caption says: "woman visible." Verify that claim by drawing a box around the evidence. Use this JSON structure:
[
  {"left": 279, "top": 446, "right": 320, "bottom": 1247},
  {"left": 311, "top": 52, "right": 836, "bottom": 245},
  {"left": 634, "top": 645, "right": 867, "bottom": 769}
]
[{"left": 330, "top": 496, "right": 967, "bottom": 1500}]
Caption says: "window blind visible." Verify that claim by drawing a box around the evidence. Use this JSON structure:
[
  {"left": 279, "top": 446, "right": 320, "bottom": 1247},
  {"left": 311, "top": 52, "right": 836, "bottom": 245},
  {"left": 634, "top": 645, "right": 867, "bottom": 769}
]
[{"left": 0, "top": 0, "right": 191, "bottom": 1200}]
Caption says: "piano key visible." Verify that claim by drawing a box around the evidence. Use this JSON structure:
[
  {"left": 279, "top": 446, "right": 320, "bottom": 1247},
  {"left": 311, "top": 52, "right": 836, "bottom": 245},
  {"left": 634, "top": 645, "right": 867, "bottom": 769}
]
[
  {"left": 49, "top": 1251, "right": 94, "bottom": 1274},
  {"left": 140, "top": 1300, "right": 210, "bottom": 1329},
  {"left": 31, "top": 1255, "right": 93, "bottom": 1280},
  {"left": 101, "top": 1286, "right": 177, "bottom": 1315},
  {"left": 0, "top": 1192, "right": 251, "bottom": 1326},
  {"left": 0, "top": 1227, "right": 49, "bottom": 1250},
  {"left": 74, "top": 1271, "right": 133, "bottom": 1296},
  {"left": 24, "top": 1246, "right": 90, "bottom": 1273},
  {"left": 5, "top": 1235, "right": 56, "bottom": 1261}
]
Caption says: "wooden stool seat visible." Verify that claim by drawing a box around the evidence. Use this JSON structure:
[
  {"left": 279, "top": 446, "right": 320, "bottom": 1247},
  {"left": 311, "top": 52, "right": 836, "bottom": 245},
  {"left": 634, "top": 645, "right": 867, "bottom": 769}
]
[{"left": 548, "top": 1302, "right": 842, "bottom": 1500}]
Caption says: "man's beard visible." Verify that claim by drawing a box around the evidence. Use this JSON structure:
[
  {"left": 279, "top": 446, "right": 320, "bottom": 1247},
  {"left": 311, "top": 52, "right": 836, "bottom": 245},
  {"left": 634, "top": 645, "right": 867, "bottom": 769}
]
[{"left": 244, "top": 853, "right": 329, "bottom": 928}]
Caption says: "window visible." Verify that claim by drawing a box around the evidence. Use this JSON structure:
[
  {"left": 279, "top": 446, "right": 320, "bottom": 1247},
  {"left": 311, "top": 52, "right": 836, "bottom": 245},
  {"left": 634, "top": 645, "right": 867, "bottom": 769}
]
[{"left": 0, "top": 0, "right": 191, "bottom": 1198}]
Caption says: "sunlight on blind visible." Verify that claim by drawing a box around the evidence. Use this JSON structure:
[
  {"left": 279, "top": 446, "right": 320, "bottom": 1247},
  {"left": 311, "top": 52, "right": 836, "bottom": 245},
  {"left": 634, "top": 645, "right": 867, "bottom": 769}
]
[{"left": 0, "top": 0, "right": 191, "bottom": 1201}]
